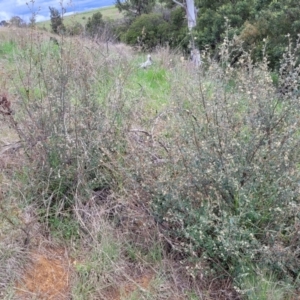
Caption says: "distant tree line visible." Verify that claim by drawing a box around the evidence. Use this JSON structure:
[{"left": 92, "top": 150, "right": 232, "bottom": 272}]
[
  {"left": 3, "top": 0, "right": 299, "bottom": 69},
  {"left": 47, "top": 7, "right": 115, "bottom": 39},
  {"left": 43, "top": 0, "right": 300, "bottom": 68},
  {"left": 0, "top": 15, "right": 36, "bottom": 28},
  {"left": 0, "top": 16, "right": 26, "bottom": 27},
  {"left": 112, "top": 0, "right": 300, "bottom": 69}
]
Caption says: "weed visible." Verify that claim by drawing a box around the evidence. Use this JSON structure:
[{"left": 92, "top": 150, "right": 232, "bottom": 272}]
[
  {"left": 48, "top": 213, "right": 80, "bottom": 241},
  {"left": 237, "top": 267, "right": 294, "bottom": 300}
]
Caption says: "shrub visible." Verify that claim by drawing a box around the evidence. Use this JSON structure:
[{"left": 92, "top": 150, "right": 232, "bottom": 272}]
[
  {"left": 123, "top": 13, "right": 170, "bottom": 50},
  {"left": 66, "top": 22, "right": 84, "bottom": 36},
  {"left": 7, "top": 33, "right": 131, "bottom": 221},
  {"left": 116, "top": 8, "right": 189, "bottom": 52},
  {"left": 129, "top": 38, "right": 300, "bottom": 285},
  {"left": 85, "top": 12, "right": 105, "bottom": 37},
  {"left": 2, "top": 23, "right": 300, "bottom": 298}
]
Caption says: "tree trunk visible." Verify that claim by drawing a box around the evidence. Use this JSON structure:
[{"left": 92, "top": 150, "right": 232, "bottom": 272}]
[
  {"left": 186, "top": 0, "right": 196, "bottom": 30},
  {"left": 172, "top": 0, "right": 201, "bottom": 66}
]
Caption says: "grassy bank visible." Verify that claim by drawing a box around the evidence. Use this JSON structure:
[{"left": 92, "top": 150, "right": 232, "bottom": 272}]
[{"left": 37, "top": 5, "right": 121, "bottom": 31}]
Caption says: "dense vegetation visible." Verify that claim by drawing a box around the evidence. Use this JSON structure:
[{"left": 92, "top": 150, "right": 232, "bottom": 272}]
[
  {"left": 0, "top": 1, "right": 299, "bottom": 299},
  {"left": 113, "top": 0, "right": 300, "bottom": 68},
  {"left": 1, "top": 23, "right": 300, "bottom": 298}
]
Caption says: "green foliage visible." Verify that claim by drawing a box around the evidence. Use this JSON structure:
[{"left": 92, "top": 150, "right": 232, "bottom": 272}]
[
  {"left": 66, "top": 22, "right": 84, "bottom": 36},
  {"left": 130, "top": 44, "right": 300, "bottom": 286},
  {"left": 125, "top": 241, "right": 163, "bottom": 264},
  {"left": 72, "top": 227, "right": 122, "bottom": 298},
  {"left": 3, "top": 22, "right": 300, "bottom": 297},
  {"left": 9, "top": 16, "right": 26, "bottom": 27},
  {"left": 130, "top": 0, "right": 299, "bottom": 69},
  {"left": 137, "top": 67, "right": 168, "bottom": 89},
  {"left": 124, "top": 13, "right": 170, "bottom": 50},
  {"left": 167, "top": 7, "right": 189, "bottom": 51},
  {"left": 116, "top": 6, "right": 189, "bottom": 52},
  {"left": 193, "top": 0, "right": 300, "bottom": 69},
  {"left": 238, "top": 268, "right": 293, "bottom": 299},
  {"left": 194, "top": 0, "right": 256, "bottom": 48},
  {"left": 115, "top": 0, "right": 156, "bottom": 19},
  {"left": 0, "top": 41, "right": 16, "bottom": 57},
  {"left": 49, "top": 214, "right": 80, "bottom": 240},
  {"left": 159, "top": 0, "right": 177, "bottom": 9},
  {"left": 49, "top": 6, "right": 65, "bottom": 34},
  {"left": 85, "top": 12, "right": 105, "bottom": 36},
  {"left": 246, "top": 0, "right": 300, "bottom": 69}
]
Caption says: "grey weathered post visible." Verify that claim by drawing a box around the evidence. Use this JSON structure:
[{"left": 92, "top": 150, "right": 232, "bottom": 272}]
[{"left": 172, "top": 0, "right": 201, "bottom": 67}]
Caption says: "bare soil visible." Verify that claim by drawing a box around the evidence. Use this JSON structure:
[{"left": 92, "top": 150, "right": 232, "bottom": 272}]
[{"left": 16, "top": 248, "right": 72, "bottom": 300}]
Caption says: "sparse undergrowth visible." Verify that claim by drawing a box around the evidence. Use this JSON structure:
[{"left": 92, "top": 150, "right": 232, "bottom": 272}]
[{"left": 0, "top": 27, "right": 299, "bottom": 299}]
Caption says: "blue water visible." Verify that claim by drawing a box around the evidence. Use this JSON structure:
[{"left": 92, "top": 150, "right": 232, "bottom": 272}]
[
  {"left": 96, "top": 0, "right": 115, "bottom": 7},
  {"left": 0, "top": 0, "right": 117, "bottom": 22},
  {"left": 75, "top": 0, "right": 116, "bottom": 12},
  {"left": 68, "top": 0, "right": 116, "bottom": 14}
]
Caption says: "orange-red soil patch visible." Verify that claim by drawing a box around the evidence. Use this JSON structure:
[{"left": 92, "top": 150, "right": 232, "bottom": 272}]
[
  {"left": 121, "top": 273, "right": 153, "bottom": 297},
  {"left": 16, "top": 249, "right": 72, "bottom": 300},
  {"left": 105, "top": 274, "right": 154, "bottom": 300}
]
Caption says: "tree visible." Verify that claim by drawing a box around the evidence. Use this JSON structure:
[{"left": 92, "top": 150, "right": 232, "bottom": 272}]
[
  {"left": 9, "top": 16, "right": 26, "bottom": 27},
  {"left": 85, "top": 12, "right": 105, "bottom": 36},
  {"left": 115, "top": 0, "right": 156, "bottom": 18},
  {"left": 166, "top": 7, "right": 190, "bottom": 51},
  {"left": 0, "top": 20, "right": 9, "bottom": 27},
  {"left": 160, "top": 0, "right": 197, "bottom": 30},
  {"left": 155, "top": 0, "right": 300, "bottom": 69},
  {"left": 49, "top": 7, "right": 65, "bottom": 34},
  {"left": 243, "top": 0, "right": 300, "bottom": 69},
  {"left": 162, "top": 0, "right": 200, "bottom": 65}
]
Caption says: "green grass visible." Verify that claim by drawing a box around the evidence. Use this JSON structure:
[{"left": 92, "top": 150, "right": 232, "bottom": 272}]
[
  {"left": 0, "top": 41, "right": 15, "bottom": 54},
  {"left": 37, "top": 6, "right": 122, "bottom": 31},
  {"left": 0, "top": 41, "right": 16, "bottom": 59},
  {"left": 238, "top": 268, "right": 294, "bottom": 300},
  {"left": 48, "top": 214, "right": 80, "bottom": 240},
  {"left": 126, "top": 62, "right": 171, "bottom": 114}
]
